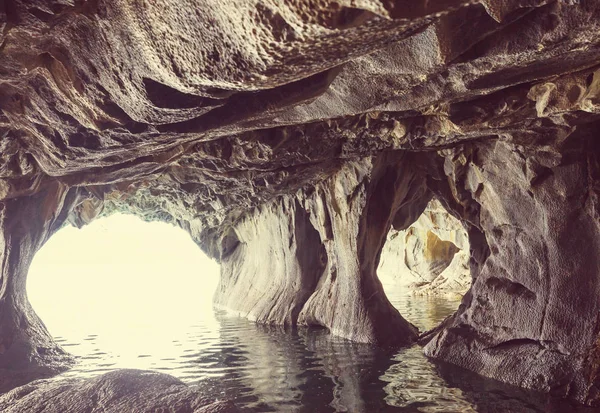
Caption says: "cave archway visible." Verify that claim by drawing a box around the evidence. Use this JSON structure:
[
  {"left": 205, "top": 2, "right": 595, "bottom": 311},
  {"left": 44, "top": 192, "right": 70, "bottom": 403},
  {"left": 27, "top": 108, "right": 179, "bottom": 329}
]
[
  {"left": 26, "top": 213, "right": 220, "bottom": 374},
  {"left": 377, "top": 198, "right": 470, "bottom": 332}
]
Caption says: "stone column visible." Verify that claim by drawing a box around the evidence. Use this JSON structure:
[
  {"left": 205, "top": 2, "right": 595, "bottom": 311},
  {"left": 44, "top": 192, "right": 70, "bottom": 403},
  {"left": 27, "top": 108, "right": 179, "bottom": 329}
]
[
  {"left": 298, "top": 153, "right": 430, "bottom": 346},
  {"left": 214, "top": 152, "right": 432, "bottom": 347}
]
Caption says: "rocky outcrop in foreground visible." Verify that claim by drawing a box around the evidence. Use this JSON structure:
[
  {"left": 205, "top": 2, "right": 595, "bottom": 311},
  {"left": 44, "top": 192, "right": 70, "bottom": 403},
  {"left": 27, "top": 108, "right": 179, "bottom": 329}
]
[
  {"left": 1, "top": 0, "right": 600, "bottom": 406},
  {"left": 0, "top": 370, "right": 240, "bottom": 413}
]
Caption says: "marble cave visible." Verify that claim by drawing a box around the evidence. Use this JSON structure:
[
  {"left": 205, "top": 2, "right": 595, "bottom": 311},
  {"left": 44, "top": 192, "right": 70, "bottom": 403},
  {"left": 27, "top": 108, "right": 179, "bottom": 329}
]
[{"left": 0, "top": 0, "right": 599, "bottom": 411}]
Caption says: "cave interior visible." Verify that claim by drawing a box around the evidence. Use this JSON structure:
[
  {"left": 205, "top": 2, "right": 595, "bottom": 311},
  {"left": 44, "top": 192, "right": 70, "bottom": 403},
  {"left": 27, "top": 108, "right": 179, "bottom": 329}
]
[{"left": 1, "top": 0, "right": 600, "bottom": 409}]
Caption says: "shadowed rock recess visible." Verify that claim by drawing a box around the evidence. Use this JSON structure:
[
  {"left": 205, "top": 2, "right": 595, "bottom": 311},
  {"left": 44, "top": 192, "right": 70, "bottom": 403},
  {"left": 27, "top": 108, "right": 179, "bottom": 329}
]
[{"left": 0, "top": 0, "right": 599, "bottom": 407}]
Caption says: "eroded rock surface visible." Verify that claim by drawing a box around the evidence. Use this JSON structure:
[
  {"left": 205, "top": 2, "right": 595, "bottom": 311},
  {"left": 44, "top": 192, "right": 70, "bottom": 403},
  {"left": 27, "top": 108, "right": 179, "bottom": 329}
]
[
  {"left": 216, "top": 154, "right": 425, "bottom": 346},
  {"left": 0, "top": 370, "right": 240, "bottom": 413},
  {"left": 424, "top": 137, "right": 600, "bottom": 404},
  {"left": 0, "top": 183, "right": 79, "bottom": 377},
  {"left": 0, "top": 0, "right": 600, "bottom": 406}
]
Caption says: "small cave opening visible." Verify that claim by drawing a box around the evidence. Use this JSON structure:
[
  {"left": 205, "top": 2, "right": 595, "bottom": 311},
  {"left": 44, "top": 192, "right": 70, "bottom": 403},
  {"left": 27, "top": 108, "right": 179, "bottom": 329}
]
[
  {"left": 377, "top": 199, "right": 470, "bottom": 332},
  {"left": 26, "top": 213, "right": 220, "bottom": 376}
]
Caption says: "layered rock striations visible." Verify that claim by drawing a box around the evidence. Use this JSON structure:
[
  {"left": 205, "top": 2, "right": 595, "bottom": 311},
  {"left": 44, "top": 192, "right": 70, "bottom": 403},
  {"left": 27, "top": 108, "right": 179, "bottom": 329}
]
[{"left": 0, "top": 0, "right": 600, "bottom": 406}]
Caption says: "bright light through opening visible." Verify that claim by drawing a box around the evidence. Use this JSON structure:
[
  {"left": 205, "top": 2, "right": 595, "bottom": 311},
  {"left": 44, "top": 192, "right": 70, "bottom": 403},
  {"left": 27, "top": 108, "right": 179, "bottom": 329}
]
[{"left": 27, "top": 213, "right": 220, "bottom": 375}]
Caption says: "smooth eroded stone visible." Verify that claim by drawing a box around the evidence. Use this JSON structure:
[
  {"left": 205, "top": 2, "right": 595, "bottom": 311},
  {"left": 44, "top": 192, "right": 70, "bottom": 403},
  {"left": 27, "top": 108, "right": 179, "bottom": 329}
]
[
  {"left": 0, "top": 369, "right": 240, "bottom": 413},
  {"left": 378, "top": 199, "right": 470, "bottom": 296}
]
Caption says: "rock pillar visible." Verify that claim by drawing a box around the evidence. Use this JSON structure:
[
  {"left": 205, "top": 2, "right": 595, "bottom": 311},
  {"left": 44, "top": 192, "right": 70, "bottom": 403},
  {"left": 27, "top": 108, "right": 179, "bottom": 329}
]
[{"left": 215, "top": 152, "right": 433, "bottom": 346}]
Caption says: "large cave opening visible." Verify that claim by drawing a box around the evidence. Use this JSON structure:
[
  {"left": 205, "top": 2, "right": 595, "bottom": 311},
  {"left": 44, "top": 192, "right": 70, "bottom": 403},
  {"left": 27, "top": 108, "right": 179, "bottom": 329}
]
[
  {"left": 378, "top": 199, "right": 470, "bottom": 332},
  {"left": 26, "top": 213, "right": 220, "bottom": 375}
]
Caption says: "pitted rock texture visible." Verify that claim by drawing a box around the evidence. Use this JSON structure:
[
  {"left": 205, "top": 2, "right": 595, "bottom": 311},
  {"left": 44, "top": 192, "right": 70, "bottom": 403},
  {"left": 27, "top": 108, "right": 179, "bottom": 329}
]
[
  {"left": 0, "top": 0, "right": 600, "bottom": 406},
  {"left": 378, "top": 199, "right": 470, "bottom": 295},
  {"left": 0, "top": 370, "right": 240, "bottom": 413},
  {"left": 423, "top": 136, "right": 600, "bottom": 404}
]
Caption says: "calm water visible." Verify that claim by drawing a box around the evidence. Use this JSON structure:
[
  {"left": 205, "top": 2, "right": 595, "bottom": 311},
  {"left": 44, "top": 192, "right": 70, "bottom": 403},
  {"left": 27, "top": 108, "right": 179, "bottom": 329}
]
[{"left": 41, "top": 286, "right": 593, "bottom": 412}]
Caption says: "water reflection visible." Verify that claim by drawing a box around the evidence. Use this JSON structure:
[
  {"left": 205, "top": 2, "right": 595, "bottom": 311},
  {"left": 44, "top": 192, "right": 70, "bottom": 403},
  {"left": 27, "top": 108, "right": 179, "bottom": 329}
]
[
  {"left": 15, "top": 294, "right": 598, "bottom": 412},
  {"left": 303, "top": 328, "right": 397, "bottom": 412},
  {"left": 380, "top": 282, "right": 462, "bottom": 332}
]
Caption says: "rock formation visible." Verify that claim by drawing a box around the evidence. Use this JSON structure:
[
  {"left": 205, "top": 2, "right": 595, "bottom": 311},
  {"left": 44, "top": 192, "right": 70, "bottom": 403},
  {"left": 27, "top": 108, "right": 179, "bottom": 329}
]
[
  {"left": 378, "top": 198, "right": 471, "bottom": 295},
  {"left": 424, "top": 137, "right": 600, "bottom": 403},
  {"left": 216, "top": 153, "right": 425, "bottom": 346},
  {"left": 0, "top": 370, "right": 240, "bottom": 412},
  {"left": 1, "top": 0, "right": 600, "bottom": 406}
]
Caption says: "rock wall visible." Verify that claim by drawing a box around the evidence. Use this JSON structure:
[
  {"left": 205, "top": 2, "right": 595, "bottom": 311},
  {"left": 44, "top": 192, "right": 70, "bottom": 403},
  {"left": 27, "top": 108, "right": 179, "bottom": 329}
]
[
  {"left": 424, "top": 135, "right": 600, "bottom": 403},
  {"left": 216, "top": 152, "right": 433, "bottom": 346},
  {"left": 0, "top": 183, "right": 79, "bottom": 377},
  {"left": 378, "top": 199, "right": 470, "bottom": 295}
]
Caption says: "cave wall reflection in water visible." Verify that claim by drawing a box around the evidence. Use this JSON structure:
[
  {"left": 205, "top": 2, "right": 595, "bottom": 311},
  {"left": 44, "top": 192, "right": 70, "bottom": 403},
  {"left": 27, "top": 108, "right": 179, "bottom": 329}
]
[{"left": 26, "top": 214, "right": 594, "bottom": 412}]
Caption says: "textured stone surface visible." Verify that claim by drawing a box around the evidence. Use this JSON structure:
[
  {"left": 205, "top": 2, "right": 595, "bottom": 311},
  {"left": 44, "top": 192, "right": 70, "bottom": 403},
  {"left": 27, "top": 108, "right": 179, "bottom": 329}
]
[
  {"left": 0, "top": 0, "right": 599, "bottom": 406},
  {"left": 217, "top": 154, "right": 426, "bottom": 346},
  {"left": 0, "top": 183, "right": 79, "bottom": 377},
  {"left": 424, "top": 137, "right": 600, "bottom": 404},
  {"left": 378, "top": 199, "right": 470, "bottom": 295},
  {"left": 0, "top": 370, "right": 240, "bottom": 413}
]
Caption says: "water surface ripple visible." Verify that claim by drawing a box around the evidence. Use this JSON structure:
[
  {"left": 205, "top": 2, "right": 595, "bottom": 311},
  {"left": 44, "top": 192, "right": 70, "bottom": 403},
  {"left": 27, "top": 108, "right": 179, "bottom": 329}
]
[{"left": 42, "top": 288, "right": 595, "bottom": 412}]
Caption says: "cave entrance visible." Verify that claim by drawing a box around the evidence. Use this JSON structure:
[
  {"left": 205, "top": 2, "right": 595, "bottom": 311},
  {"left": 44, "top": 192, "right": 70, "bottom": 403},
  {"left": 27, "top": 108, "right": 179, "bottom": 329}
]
[
  {"left": 377, "top": 199, "right": 470, "bottom": 331},
  {"left": 26, "top": 213, "right": 220, "bottom": 373}
]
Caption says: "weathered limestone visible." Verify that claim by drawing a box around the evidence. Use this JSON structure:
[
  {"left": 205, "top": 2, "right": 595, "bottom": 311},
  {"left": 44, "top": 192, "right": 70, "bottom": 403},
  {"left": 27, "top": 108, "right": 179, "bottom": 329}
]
[
  {"left": 378, "top": 199, "right": 470, "bottom": 295},
  {"left": 215, "top": 197, "right": 326, "bottom": 327},
  {"left": 424, "top": 137, "right": 600, "bottom": 403},
  {"left": 297, "top": 153, "right": 433, "bottom": 345},
  {"left": 0, "top": 370, "right": 241, "bottom": 413}
]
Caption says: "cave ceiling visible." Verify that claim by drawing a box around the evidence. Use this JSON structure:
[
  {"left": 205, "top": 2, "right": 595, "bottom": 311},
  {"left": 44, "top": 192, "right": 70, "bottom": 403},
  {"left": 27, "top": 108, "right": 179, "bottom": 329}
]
[{"left": 1, "top": 0, "right": 599, "bottom": 239}]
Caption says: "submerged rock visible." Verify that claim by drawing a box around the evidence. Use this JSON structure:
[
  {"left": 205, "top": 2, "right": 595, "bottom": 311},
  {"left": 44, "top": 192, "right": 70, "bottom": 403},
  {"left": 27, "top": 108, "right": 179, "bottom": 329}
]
[{"left": 0, "top": 370, "right": 240, "bottom": 413}]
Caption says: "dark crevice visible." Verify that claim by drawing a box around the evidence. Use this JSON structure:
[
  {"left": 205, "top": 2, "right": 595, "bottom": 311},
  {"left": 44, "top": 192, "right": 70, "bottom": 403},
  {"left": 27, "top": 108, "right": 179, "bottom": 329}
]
[
  {"left": 27, "top": 7, "right": 54, "bottom": 22},
  {"left": 530, "top": 166, "right": 554, "bottom": 188},
  {"left": 142, "top": 78, "right": 223, "bottom": 110},
  {"left": 484, "top": 338, "right": 543, "bottom": 351},
  {"left": 157, "top": 66, "right": 342, "bottom": 134},
  {"left": 332, "top": 7, "right": 379, "bottom": 29},
  {"left": 486, "top": 276, "right": 537, "bottom": 300},
  {"left": 67, "top": 132, "right": 102, "bottom": 150},
  {"left": 467, "top": 47, "right": 600, "bottom": 91},
  {"left": 448, "top": 6, "right": 536, "bottom": 65},
  {"left": 290, "top": 200, "right": 327, "bottom": 325}
]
